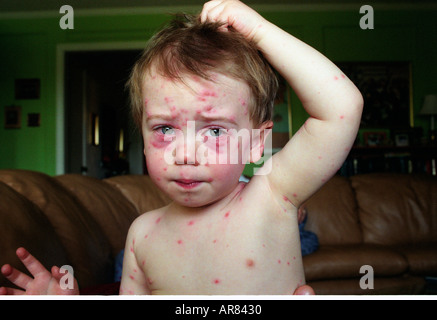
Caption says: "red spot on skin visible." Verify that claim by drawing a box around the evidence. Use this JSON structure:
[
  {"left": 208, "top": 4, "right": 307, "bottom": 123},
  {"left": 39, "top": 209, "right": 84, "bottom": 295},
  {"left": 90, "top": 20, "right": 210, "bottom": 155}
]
[
  {"left": 246, "top": 259, "right": 255, "bottom": 268},
  {"left": 188, "top": 220, "right": 195, "bottom": 226},
  {"left": 156, "top": 217, "right": 161, "bottom": 224},
  {"left": 239, "top": 197, "right": 243, "bottom": 202},
  {"left": 340, "top": 115, "right": 345, "bottom": 119},
  {"left": 293, "top": 193, "right": 298, "bottom": 198},
  {"left": 147, "top": 277, "right": 153, "bottom": 285},
  {"left": 224, "top": 211, "right": 230, "bottom": 218},
  {"left": 213, "top": 279, "right": 221, "bottom": 284},
  {"left": 278, "top": 259, "right": 282, "bottom": 264},
  {"left": 129, "top": 246, "right": 134, "bottom": 253},
  {"left": 287, "top": 261, "right": 290, "bottom": 266},
  {"left": 142, "top": 260, "right": 145, "bottom": 266},
  {"left": 341, "top": 74, "right": 346, "bottom": 79},
  {"left": 334, "top": 76, "right": 339, "bottom": 80},
  {"left": 177, "top": 239, "right": 183, "bottom": 245},
  {"left": 129, "top": 275, "right": 135, "bottom": 280},
  {"left": 213, "top": 239, "right": 217, "bottom": 244},
  {"left": 293, "top": 256, "right": 296, "bottom": 260},
  {"left": 144, "top": 234, "right": 148, "bottom": 239},
  {"left": 163, "top": 167, "right": 167, "bottom": 171}
]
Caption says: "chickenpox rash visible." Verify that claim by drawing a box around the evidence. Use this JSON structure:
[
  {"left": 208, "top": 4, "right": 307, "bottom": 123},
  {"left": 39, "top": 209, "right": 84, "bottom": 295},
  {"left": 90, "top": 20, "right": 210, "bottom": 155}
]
[
  {"left": 213, "top": 279, "right": 221, "bottom": 284},
  {"left": 187, "top": 220, "right": 195, "bottom": 226},
  {"left": 246, "top": 259, "right": 255, "bottom": 268},
  {"left": 224, "top": 211, "right": 230, "bottom": 218},
  {"left": 197, "top": 89, "right": 218, "bottom": 101},
  {"left": 156, "top": 217, "right": 161, "bottom": 224},
  {"left": 177, "top": 239, "right": 183, "bottom": 245}
]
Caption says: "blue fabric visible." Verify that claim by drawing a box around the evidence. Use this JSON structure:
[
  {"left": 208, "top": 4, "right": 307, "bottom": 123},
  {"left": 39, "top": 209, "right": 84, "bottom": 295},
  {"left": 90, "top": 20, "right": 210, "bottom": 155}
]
[
  {"left": 114, "top": 249, "right": 124, "bottom": 282},
  {"left": 299, "top": 216, "right": 319, "bottom": 256}
]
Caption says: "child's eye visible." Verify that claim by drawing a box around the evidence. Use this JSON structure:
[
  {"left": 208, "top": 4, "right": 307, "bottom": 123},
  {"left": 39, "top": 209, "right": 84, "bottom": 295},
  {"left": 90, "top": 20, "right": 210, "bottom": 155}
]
[
  {"left": 206, "top": 128, "right": 225, "bottom": 137},
  {"left": 157, "top": 126, "right": 175, "bottom": 135}
]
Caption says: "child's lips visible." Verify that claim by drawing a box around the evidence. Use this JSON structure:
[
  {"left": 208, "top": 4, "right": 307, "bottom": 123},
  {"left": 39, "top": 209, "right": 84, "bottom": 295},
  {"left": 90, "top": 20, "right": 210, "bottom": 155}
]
[{"left": 174, "top": 179, "right": 203, "bottom": 189}]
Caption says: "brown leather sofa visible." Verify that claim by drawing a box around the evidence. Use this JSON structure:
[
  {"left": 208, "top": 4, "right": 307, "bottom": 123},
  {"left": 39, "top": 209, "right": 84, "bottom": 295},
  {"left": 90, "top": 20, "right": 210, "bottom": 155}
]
[
  {"left": 303, "top": 173, "right": 437, "bottom": 294},
  {"left": 0, "top": 169, "right": 436, "bottom": 294}
]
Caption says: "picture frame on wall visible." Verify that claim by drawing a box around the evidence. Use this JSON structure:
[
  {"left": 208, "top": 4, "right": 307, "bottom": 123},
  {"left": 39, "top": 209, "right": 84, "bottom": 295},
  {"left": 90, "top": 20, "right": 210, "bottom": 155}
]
[
  {"left": 363, "top": 131, "right": 388, "bottom": 147},
  {"left": 337, "top": 61, "right": 413, "bottom": 129},
  {"left": 4, "top": 106, "right": 21, "bottom": 129}
]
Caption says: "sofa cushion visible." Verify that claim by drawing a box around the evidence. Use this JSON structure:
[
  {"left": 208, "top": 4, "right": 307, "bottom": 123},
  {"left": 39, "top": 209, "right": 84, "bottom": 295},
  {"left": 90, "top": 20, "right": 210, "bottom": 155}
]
[
  {"left": 0, "top": 182, "right": 69, "bottom": 288},
  {"left": 395, "top": 243, "right": 437, "bottom": 276},
  {"left": 0, "top": 169, "right": 113, "bottom": 288},
  {"left": 55, "top": 174, "right": 139, "bottom": 258},
  {"left": 104, "top": 174, "right": 171, "bottom": 214},
  {"left": 307, "top": 275, "right": 426, "bottom": 295},
  {"left": 304, "top": 176, "right": 362, "bottom": 245},
  {"left": 351, "top": 174, "right": 437, "bottom": 245},
  {"left": 303, "top": 244, "right": 408, "bottom": 281}
]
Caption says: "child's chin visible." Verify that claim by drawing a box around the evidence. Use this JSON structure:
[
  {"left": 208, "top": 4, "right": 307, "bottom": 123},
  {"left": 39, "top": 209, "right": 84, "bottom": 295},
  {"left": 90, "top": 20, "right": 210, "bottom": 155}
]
[{"left": 173, "top": 195, "right": 216, "bottom": 208}]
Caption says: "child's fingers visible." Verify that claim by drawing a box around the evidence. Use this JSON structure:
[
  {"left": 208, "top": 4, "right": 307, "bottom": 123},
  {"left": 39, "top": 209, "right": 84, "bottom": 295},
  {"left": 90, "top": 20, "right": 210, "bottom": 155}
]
[
  {"left": 0, "top": 286, "right": 25, "bottom": 295},
  {"left": 0, "top": 264, "right": 33, "bottom": 290},
  {"left": 201, "top": 0, "right": 221, "bottom": 23},
  {"left": 15, "top": 247, "right": 50, "bottom": 279},
  {"left": 201, "top": 0, "right": 226, "bottom": 24}
]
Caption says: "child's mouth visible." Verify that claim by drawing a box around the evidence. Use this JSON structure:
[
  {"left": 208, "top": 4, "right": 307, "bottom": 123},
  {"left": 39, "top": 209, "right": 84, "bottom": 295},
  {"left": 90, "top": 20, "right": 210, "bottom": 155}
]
[{"left": 174, "top": 179, "right": 203, "bottom": 189}]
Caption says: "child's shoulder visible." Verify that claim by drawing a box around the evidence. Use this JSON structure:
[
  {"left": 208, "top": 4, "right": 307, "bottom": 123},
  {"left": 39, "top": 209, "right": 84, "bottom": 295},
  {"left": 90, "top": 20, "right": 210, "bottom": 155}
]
[{"left": 128, "top": 205, "right": 169, "bottom": 234}]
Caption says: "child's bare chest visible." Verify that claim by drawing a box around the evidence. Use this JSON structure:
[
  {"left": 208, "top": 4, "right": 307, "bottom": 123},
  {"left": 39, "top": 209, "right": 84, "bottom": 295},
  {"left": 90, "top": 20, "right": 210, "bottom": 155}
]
[{"left": 136, "top": 186, "right": 303, "bottom": 294}]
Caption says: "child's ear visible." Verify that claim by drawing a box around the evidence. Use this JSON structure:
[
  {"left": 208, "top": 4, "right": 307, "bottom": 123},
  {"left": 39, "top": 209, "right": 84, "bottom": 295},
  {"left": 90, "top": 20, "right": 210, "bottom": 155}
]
[{"left": 250, "top": 120, "right": 273, "bottom": 164}]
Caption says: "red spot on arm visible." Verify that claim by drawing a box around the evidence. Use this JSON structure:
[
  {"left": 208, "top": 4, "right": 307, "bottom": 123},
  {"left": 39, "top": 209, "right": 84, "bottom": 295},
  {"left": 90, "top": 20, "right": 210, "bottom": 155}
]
[{"left": 246, "top": 259, "right": 255, "bottom": 268}]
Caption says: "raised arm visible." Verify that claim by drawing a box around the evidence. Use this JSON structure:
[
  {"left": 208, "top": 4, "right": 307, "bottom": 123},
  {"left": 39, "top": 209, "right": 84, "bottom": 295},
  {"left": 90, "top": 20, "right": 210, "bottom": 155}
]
[{"left": 201, "top": 0, "right": 363, "bottom": 207}]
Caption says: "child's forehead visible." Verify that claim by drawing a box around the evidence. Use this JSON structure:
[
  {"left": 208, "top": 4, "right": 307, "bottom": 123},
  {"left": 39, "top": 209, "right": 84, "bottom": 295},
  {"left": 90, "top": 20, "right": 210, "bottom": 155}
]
[{"left": 143, "top": 68, "right": 248, "bottom": 93}]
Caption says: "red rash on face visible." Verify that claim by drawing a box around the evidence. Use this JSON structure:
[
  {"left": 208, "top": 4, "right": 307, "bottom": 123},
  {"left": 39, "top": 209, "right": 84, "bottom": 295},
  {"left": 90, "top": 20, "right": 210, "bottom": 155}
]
[{"left": 197, "top": 89, "right": 218, "bottom": 102}]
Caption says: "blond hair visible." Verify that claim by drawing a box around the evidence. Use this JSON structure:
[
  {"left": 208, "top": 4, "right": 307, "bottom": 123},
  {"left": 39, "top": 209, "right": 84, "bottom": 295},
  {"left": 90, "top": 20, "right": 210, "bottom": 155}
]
[{"left": 127, "top": 14, "right": 278, "bottom": 129}]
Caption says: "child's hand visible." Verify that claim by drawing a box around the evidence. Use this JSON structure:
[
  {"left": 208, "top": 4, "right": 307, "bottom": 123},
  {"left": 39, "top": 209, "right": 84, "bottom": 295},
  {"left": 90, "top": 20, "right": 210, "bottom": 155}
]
[
  {"left": 200, "top": 0, "right": 268, "bottom": 45},
  {"left": 0, "top": 247, "right": 79, "bottom": 295}
]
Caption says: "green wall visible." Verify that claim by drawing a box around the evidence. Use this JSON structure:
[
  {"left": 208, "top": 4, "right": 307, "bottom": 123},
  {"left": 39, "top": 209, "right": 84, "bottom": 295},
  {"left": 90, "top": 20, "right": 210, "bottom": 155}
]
[{"left": 0, "top": 5, "right": 436, "bottom": 175}]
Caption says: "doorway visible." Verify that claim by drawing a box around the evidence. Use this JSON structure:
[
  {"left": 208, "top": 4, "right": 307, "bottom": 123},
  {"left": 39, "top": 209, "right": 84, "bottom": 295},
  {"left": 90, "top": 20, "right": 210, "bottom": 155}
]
[{"left": 64, "top": 50, "right": 144, "bottom": 178}]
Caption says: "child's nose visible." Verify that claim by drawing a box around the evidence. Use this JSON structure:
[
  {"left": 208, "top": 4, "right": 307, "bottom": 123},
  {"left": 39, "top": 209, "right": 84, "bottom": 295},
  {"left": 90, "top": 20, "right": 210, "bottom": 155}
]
[{"left": 174, "top": 133, "right": 199, "bottom": 165}]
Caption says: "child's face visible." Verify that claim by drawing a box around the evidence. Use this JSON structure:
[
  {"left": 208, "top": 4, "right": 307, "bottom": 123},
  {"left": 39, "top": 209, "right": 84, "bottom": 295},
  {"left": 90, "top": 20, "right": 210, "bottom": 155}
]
[{"left": 141, "top": 70, "right": 260, "bottom": 207}]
